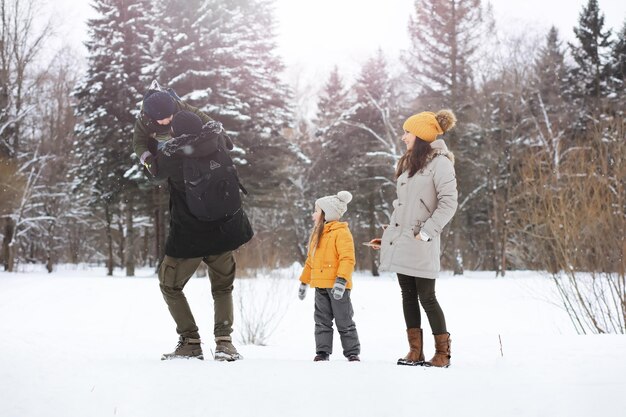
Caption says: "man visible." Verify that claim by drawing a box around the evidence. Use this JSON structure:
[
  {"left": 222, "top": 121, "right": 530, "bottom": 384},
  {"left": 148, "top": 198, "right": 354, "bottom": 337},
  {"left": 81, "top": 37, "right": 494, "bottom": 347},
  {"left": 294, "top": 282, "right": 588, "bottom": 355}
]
[
  {"left": 155, "top": 110, "right": 253, "bottom": 361},
  {"left": 133, "top": 82, "right": 212, "bottom": 176}
]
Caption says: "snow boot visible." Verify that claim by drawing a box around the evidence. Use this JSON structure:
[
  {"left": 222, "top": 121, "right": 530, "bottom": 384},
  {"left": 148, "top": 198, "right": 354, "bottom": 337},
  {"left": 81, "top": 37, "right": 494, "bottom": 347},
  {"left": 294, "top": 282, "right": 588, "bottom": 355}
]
[
  {"left": 397, "top": 328, "right": 425, "bottom": 366},
  {"left": 347, "top": 355, "right": 360, "bottom": 362},
  {"left": 214, "top": 336, "right": 243, "bottom": 361},
  {"left": 314, "top": 352, "right": 330, "bottom": 361},
  {"left": 161, "top": 336, "right": 204, "bottom": 360},
  {"left": 425, "top": 332, "right": 451, "bottom": 368}
]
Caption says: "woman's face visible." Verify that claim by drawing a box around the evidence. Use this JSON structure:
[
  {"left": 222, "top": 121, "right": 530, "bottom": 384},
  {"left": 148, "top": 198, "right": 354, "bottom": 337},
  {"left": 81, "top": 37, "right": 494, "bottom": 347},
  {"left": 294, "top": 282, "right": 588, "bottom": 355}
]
[
  {"left": 402, "top": 130, "right": 417, "bottom": 151},
  {"left": 312, "top": 206, "right": 322, "bottom": 224}
]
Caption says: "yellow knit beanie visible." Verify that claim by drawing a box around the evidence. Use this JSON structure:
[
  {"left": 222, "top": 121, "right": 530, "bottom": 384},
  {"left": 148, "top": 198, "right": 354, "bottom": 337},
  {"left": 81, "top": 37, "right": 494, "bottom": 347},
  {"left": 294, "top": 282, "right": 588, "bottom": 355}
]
[{"left": 403, "top": 109, "right": 457, "bottom": 142}]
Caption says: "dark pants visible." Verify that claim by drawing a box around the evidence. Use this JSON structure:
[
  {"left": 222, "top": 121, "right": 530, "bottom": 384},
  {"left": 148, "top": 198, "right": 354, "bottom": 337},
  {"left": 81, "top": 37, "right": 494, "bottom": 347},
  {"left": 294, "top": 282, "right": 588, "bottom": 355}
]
[
  {"left": 397, "top": 273, "right": 447, "bottom": 334},
  {"left": 158, "top": 251, "right": 236, "bottom": 339},
  {"left": 314, "top": 288, "right": 360, "bottom": 357}
]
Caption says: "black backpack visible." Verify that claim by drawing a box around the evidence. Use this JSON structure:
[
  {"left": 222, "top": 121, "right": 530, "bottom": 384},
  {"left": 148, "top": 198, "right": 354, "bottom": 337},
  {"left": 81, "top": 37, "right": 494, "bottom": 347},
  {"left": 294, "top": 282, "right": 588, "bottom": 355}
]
[{"left": 182, "top": 142, "right": 247, "bottom": 222}]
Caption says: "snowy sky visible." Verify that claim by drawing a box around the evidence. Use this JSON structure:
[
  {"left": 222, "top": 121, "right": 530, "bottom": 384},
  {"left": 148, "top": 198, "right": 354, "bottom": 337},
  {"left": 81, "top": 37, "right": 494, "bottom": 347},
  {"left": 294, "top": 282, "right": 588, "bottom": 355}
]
[{"left": 50, "top": 0, "right": 626, "bottom": 85}]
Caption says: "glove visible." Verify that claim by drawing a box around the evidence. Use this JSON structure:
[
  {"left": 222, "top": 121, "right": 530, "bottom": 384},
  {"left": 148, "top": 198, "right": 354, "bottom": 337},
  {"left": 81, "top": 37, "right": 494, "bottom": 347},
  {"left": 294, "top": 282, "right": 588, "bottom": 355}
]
[
  {"left": 143, "top": 154, "right": 157, "bottom": 177},
  {"left": 298, "top": 283, "right": 308, "bottom": 300},
  {"left": 331, "top": 277, "right": 348, "bottom": 300}
]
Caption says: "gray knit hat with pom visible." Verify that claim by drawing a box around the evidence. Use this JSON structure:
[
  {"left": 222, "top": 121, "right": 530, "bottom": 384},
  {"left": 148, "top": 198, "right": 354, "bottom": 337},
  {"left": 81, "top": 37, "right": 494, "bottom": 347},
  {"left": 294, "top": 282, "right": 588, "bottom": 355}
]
[{"left": 315, "top": 191, "right": 353, "bottom": 221}]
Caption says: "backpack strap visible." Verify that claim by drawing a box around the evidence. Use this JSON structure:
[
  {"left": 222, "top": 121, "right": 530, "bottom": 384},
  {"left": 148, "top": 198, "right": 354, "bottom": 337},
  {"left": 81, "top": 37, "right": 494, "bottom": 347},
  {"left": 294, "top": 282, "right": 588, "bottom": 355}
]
[
  {"left": 238, "top": 182, "right": 248, "bottom": 196},
  {"left": 215, "top": 141, "right": 248, "bottom": 197}
]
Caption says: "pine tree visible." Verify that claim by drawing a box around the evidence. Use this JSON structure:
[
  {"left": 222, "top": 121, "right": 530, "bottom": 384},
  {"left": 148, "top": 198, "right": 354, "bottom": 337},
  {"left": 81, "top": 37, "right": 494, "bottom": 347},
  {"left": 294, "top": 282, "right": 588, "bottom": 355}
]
[
  {"left": 309, "top": 66, "right": 352, "bottom": 196},
  {"left": 404, "top": 0, "right": 483, "bottom": 109},
  {"left": 72, "top": 0, "right": 152, "bottom": 275},
  {"left": 533, "top": 27, "right": 568, "bottom": 108},
  {"left": 608, "top": 20, "right": 626, "bottom": 112},
  {"left": 528, "top": 26, "right": 571, "bottom": 160},
  {"left": 568, "top": 0, "right": 613, "bottom": 104},
  {"left": 316, "top": 66, "right": 350, "bottom": 130},
  {"left": 146, "top": 0, "right": 205, "bottom": 93}
]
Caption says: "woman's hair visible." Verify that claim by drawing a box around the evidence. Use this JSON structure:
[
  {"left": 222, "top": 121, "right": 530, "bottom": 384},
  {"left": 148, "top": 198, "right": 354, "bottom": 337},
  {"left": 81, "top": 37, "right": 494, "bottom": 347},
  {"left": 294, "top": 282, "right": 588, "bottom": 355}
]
[
  {"left": 395, "top": 139, "right": 432, "bottom": 178},
  {"left": 309, "top": 209, "right": 326, "bottom": 250}
]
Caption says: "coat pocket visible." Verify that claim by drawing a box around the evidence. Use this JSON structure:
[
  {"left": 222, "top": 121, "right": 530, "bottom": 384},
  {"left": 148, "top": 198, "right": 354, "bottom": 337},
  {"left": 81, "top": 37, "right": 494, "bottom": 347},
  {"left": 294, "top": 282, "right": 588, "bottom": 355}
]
[
  {"left": 420, "top": 198, "right": 433, "bottom": 215},
  {"left": 394, "top": 231, "right": 437, "bottom": 273}
]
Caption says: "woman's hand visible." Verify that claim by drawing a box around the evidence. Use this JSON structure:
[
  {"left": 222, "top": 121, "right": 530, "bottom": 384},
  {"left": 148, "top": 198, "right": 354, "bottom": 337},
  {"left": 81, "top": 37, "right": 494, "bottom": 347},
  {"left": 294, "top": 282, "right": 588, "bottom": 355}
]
[
  {"left": 367, "top": 238, "right": 382, "bottom": 250},
  {"left": 414, "top": 230, "right": 432, "bottom": 242}
]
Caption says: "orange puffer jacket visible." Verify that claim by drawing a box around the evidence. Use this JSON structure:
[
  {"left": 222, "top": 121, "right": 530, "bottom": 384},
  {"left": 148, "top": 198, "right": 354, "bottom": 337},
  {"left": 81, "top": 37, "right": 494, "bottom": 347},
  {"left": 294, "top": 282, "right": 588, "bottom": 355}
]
[{"left": 299, "top": 221, "right": 355, "bottom": 289}]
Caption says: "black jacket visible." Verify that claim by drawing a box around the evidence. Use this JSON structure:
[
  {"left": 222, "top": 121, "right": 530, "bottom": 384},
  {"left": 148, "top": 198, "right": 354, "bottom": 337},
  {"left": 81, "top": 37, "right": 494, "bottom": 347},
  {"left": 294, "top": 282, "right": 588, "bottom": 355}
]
[{"left": 155, "top": 124, "right": 253, "bottom": 258}]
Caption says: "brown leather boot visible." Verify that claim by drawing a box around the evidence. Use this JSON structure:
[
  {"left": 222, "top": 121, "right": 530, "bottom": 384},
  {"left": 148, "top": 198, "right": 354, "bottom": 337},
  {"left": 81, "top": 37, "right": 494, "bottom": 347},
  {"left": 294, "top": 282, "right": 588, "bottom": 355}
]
[
  {"left": 214, "top": 336, "right": 243, "bottom": 361},
  {"left": 161, "top": 336, "right": 203, "bottom": 360},
  {"left": 425, "top": 332, "right": 451, "bottom": 368},
  {"left": 397, "top": 328, "right": 425, "bottom": 366}
]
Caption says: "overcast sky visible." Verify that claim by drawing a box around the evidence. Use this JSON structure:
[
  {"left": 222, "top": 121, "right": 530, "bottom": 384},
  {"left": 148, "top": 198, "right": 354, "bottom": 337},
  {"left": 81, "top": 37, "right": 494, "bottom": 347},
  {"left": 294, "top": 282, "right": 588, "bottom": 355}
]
[
  {"left": 51, "top": 0, "right": 625, "bottom": 86},
  {"left": 273, "top": 0, "right": 625, "bottom": 81}
]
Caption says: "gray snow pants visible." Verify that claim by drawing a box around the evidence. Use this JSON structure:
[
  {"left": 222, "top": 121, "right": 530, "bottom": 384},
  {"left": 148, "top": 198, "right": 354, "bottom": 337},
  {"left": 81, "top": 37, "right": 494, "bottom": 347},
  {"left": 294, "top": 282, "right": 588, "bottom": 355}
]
[{"left": 314, "top": 288, "right": 360, "bottom": 357}]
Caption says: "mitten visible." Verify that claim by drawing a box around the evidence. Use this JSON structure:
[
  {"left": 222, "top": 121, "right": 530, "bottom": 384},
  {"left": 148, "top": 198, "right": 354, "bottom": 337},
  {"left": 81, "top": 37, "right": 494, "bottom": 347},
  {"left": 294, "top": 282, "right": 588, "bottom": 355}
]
[
  {"left": 331, "top": 277, "right": 348, "bottom": 300},
  {"left": 298, "top": 283, "right": 308, "bottom": 300}
]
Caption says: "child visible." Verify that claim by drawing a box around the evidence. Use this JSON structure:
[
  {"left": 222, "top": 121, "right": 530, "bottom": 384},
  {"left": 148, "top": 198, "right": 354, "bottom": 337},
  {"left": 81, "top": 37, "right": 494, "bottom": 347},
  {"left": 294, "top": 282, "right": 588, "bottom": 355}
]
[{"left": 298, "top": 191, "right": 361, "bottom": 362}]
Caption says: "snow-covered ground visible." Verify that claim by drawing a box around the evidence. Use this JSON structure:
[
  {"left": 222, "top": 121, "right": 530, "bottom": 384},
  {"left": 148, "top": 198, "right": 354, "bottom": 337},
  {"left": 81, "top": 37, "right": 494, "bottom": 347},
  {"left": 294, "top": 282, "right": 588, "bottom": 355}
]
[{"left": 0, "top": 265, "right": 624, "bottom": 417}]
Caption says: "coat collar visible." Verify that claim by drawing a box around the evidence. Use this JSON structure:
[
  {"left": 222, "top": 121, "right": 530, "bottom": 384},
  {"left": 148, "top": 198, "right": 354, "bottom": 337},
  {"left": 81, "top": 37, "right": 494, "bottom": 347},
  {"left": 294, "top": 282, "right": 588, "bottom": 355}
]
[
  {"left": 428, "top": 139, "right": 455, "bottom": 165},
  {"left": 324, "top": 221, "right": 348, "bottom": 232}
]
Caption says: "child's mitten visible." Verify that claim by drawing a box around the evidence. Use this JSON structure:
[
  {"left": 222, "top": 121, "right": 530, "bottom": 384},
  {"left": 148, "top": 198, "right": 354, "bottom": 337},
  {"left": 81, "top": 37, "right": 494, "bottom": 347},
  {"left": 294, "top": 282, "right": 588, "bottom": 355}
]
[
  {"left": 298, "top": 283, "right": 308, "bottom": 300},
  {"left": 331, "top": 277, "right": 348, "bottom": 300}
]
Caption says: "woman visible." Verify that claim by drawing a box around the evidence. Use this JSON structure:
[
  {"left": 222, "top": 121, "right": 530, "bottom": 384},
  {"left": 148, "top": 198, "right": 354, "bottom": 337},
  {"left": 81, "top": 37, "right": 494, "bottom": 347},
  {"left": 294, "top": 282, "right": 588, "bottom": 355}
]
[{"left": 372, "top": 109, "right": 458, "bottom": 367}]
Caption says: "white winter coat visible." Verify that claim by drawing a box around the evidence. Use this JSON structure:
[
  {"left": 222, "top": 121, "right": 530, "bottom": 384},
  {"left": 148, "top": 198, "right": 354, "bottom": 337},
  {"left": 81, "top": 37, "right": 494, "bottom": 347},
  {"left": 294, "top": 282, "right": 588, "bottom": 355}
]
[{"left": 379, "top": 140, "right": 458, "bottom": 278}]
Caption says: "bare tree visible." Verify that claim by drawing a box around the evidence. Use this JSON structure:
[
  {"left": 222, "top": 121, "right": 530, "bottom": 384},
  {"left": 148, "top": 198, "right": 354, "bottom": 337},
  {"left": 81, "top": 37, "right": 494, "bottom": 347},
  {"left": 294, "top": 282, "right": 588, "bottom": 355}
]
[
  {"left": 0, "top": 0, "right": 51, "bottom": 271},
  {"left": 236, "top": 272, "right": 292, "bottom": 346},
  {"left": 519, "top": 117, "right": 625, "bottom": 334}
]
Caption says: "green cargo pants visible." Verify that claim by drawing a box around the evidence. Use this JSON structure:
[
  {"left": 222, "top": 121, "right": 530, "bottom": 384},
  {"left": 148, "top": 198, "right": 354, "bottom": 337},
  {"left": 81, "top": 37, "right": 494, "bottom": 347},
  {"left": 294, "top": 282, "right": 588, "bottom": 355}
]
[{"left": 158, "top": 251, "right": 236, "bottom": 339}]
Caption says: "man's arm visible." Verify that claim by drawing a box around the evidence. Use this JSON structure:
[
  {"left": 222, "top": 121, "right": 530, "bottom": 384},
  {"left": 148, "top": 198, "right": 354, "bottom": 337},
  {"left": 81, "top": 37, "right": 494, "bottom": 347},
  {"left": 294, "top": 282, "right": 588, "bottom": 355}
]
[
  {"left": 179, "top": 101, "right": 212, "bottom": 125},
  {"left": 132, "top": 117, "right": 153, "bottom": 165}
]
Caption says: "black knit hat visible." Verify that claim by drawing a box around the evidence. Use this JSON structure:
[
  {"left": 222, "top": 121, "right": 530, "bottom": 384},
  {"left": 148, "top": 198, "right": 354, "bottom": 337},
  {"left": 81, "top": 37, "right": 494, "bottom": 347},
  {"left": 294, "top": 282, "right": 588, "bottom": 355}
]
[
  {"left": 171, "top": 111, "right": 203, "bottom": 137},
  {"left": 143, "top": 91, "right": 176, "bottom": 121}
]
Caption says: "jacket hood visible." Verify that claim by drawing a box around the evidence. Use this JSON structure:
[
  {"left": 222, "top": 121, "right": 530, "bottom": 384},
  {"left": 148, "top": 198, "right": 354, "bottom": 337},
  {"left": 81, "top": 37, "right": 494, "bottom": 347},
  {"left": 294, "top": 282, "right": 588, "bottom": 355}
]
[{"left": 428, "top": 139, "right": 455, "bottom": 165}]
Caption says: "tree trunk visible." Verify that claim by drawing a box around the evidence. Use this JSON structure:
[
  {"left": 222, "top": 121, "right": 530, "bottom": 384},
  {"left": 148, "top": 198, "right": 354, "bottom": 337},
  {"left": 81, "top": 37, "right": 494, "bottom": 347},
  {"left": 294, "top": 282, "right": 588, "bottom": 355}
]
[
  {"left": 142, "top": 228, "right": 150, "bottom": 267},
  {"left": 105, "top": 204, "right": 114, "bottom": 276},
  {"left": 117, "top": 204, "right": 125, "bottom": 271},
  {"left": 453, "top": 226, "right": 464, "bottom": 276},
  {"left": 7, "top": 242, "right": 15, "bottom": 272},
  {"left": 368, "top": 199, "right": 379, "bottom": 277},
  {"left": 3, "top": 217, "right": 15, "bottom": 271},
  {"left": 125, "top": 196, "right": 135, "bottom": 276},
  {"left": 46, "top": 222, "right": 55, "bottom": 273}
]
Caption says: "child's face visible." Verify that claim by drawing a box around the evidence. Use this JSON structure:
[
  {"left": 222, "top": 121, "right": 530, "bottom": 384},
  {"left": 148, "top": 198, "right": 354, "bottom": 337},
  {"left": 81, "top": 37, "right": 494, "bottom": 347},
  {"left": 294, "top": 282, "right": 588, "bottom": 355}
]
[
  {"left": 312, "top": 206, "right": 322, "bottom": 224},
  {"left": 157, "top": 115, "right": 174, "bottom": 126}
]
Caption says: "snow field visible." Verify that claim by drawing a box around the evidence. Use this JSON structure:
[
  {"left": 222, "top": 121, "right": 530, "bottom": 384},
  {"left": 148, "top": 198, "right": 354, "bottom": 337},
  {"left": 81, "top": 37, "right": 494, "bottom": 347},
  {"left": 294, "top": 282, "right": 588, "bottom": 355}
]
[{"left": 0, "top": 266, "right": 624, "bottom": 417}]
